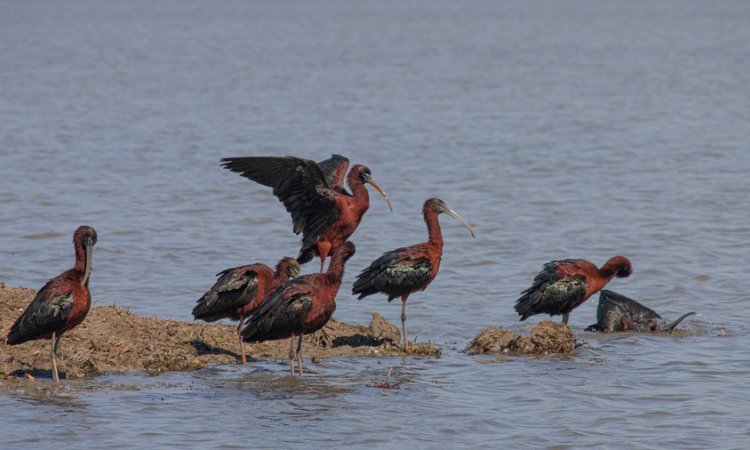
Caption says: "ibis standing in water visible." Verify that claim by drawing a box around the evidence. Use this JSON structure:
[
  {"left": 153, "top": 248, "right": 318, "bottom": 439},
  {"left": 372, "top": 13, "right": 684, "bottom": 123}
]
[
  {"left": 514, "top": 256, "right": 633, "bottom": 325},
  {"left": 352, "top": 198, "right": 476, "bottom": 352},
  {"left": 192, "top": 257, "right": 301, "bottom": 364},
  {"left": 221, "top": 155, "right": 392, "bottom": 272},
  {"left": 585, "top": 290, "right": 696, "bottom": 333},
  {"left": 242, "top": 241, "right": 356, "bottom": 377},
  {"left": 7, "top": 226, "right": 98, "bottom": 382}
]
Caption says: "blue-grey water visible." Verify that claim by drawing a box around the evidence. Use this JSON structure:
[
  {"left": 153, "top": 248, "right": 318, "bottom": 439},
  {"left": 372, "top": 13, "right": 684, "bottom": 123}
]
[{"left": 2, "top": 0, "right": 749, "bottom": 447}]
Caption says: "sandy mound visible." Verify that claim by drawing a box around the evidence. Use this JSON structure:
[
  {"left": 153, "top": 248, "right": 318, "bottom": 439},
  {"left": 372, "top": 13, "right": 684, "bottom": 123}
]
[
  {"left": 466, "top": 321, "right": 576, "bottom": 355},
  {"left": 0, "top": 284, "right": 439, "bottom": 382}
]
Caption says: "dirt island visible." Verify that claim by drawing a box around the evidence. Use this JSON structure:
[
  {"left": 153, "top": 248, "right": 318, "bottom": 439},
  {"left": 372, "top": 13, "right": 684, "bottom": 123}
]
[
  {"left": 466, "top": 320, "right": 577, "bottom": 355},
  {"left": 0, "top": 284, "right": 439, "bottom": 383}
]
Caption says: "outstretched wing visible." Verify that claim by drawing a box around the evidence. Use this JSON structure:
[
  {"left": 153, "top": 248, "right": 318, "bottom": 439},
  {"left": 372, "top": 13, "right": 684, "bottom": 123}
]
[
  {"left": 221, "top": 156, "right": 339, "bottom": 243},
  {"left": 192, "top": 266, "right": 260, "bottom": 322},
  {"left": 317, "top": 154, "right": 350, "bottom": 194},
  {"left": 515, "top": 262, "right": 588, "bottom": 320},
  {"left": 352, "top": 248, "right": 433, "bottom": 301},
  {"left": 7, "top": 280, "right": 74, "bottom": 345},
  {"left": 241, "top": 278, "right": 313, "bottom": 342}
]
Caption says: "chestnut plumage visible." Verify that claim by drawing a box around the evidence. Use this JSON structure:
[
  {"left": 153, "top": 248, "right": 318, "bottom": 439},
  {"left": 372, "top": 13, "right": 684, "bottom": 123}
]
[
  {"left": 353, "top": 198, "right": 475, "bottom": 352},
  {"left": 192, "top": 257, "right": 300, "bottom": 364},
  {"left": 7, "top": 226, "right": 98, "bottom": 382},
  {"left": 515, "top": 256, "right": 633, "bottom": 325},
  {"left": 221, "top": 155, "right": 392, "bottom": 272},
  {"left": 242, "top": 241, "right": 356, "bottom": 377}
]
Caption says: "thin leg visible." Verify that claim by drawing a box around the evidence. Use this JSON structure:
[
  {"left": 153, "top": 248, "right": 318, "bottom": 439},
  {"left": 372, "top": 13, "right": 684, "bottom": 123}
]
[
  {"left": 289, "top": 335, "right": 296, "bottom": 377},
  {"left": 296, "top": 334, "right": 304, "bottom": 377},
  {"left": 53, "top": 333, "right": 62, "bottom": 354},
  {"left": 50, "top": 332, "right": 61, "bottom": 383},
  {"left": 237, "top": 321, "right": 246, "bottom": 365},
  {"left": 312, "top": 325, "right": 332, "bottom": 347},
  {"left": 401, "top": 295, "right": 409, "bottom": 353},
  {"left": 317, "top": 241, "right": 331, "bottom": 273},
  {"left": 562, "top": 313, "right": 569, "bottom": 325}
]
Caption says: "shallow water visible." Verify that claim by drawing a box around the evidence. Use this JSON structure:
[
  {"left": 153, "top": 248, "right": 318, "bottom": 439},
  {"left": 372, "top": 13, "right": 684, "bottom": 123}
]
[{"left": 2, "top": 0, "right": 750, "bottom": 447}]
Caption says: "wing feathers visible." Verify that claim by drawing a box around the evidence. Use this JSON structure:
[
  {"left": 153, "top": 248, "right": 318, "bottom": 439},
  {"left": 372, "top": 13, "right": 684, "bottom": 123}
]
[
  {"left": 7, "top": 287, "right": 73, "bottom": 345},
  {"left": 353, "top": 250, "right": 433, "bottom": 301},
  {"left": 221, "top": 156, "right": 339, "bottom": 250}
]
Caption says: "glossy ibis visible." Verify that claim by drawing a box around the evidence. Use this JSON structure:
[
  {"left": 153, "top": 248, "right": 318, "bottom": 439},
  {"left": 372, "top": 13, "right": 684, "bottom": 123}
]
[
  {"left": 242, "top": 241, "right": 356, "bottom": 377},
  {"left": 221, "top": 155, "right": 392, "bottom": 272},
  {"left": 515, "top": 256, "right": 633, "bottom": 325},
  {"left": 192, "top": 257, "right": 301, "bottom": 364},
  {"left": 352, "top": 198, "right": 476, "bottom": 352},
  {"left": 6, "top": 226, "right": 98, "bottom": 382},
  {"left": 585, "top": 290, "right": 695, "bottom": 333}
]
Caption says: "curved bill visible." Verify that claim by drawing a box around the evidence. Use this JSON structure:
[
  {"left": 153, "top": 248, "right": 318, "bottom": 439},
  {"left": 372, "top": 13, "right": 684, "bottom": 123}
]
[
  {"left": 444, "top": 207, "right": 476, "bottom": 238},
  {"left": 82, "top": 240, "right": 94, "bottom": 285},
  {"left": 666, "top": 311, "right": 696, "bottom": 333},
  {"left": 366, "top": 178, "right": 394, "bottom": 212}
]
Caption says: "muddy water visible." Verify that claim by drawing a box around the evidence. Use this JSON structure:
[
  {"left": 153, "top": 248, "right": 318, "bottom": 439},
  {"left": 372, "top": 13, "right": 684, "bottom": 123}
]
[{"left": 2, "top": 0, "right": 750, "bottom": 447}]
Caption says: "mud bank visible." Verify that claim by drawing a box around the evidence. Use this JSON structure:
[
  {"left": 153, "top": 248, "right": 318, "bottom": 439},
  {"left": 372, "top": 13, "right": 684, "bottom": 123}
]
[
  {"left": 466, "top": 320, "right": 576, "bottom": 355},
  {"left": 0, "top": 285, "right": 439, "bottom": 382}
]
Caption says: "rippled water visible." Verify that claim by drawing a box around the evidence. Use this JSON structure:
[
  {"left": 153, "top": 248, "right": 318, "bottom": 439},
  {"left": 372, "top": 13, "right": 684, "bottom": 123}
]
[{"left": 2, "top": 0, "right": 750, "bottom": 447}]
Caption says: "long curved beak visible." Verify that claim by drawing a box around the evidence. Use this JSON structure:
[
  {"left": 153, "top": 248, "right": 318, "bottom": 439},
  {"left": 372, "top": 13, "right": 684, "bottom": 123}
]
[
  {"left": 367, "top": 178, "right": 393, "bottom": 212},
  {"left": 82, "top": 240, "right": 94, "bottom": 285},
  {"left": 444, "top": 207, "right": 476, "bottom": 238},
  {"left": 666, "top": 311, "right": 696, "bottom": 333}
]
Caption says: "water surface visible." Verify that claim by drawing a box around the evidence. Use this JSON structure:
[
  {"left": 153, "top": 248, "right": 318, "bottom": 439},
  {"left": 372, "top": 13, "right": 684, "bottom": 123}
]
[{"left": 2, "top": 0, "right": 749, "bottom": 447}]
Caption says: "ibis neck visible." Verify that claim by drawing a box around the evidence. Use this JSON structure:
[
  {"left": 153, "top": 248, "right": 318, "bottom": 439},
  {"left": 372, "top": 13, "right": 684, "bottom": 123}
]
[
  {"left": 325, "top": 256, "right": 348, "bottom": 285},
  {"left": 424, "top": 209, "right": 444, "bottom": 248},
  {"left": 347, "top": 172, "right": 370, "bottom": 207},
  {"left": 598, "top": 264, "right": 618, "bottom": 280}
]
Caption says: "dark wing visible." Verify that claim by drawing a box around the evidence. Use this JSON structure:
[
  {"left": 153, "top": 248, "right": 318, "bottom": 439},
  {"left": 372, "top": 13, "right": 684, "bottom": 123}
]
[
  {"left": 317, "top": 154, "right": 350, "bottom": 194},
  {"left": 596, "top": 290, "right": 662, "bottom": 332},
  {"left": 594, "top": 290, "right": 630, "bottom": 332},
  {"left": 221, "top": 156, "right": 339, "bottom": 241},
  {"left": 241, "top": 279, "right": 313, "bottom": 342},
  {"left": 7, "top": 280, "right": 74, "bottom": 345},
  {"left": 352, "top": 249, "right": 433, "bottom": 301},
  {"left": 192, "top": 267, "right": 260, "bottom": 322},
  {"left": 514, "top": 263, "right": 588, "bottom": 320}
]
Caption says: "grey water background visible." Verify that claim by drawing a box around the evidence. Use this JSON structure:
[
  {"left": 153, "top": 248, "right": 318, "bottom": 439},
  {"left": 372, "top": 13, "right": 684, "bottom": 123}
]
[{"left": 2, "top": 0, "right": 749, "bottom": 447}]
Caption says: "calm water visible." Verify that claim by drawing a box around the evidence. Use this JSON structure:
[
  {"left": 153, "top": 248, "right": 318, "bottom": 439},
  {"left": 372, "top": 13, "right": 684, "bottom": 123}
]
[{"left": 2, "top": 0, "right": 750, "bottom": 447}]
